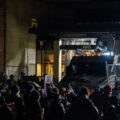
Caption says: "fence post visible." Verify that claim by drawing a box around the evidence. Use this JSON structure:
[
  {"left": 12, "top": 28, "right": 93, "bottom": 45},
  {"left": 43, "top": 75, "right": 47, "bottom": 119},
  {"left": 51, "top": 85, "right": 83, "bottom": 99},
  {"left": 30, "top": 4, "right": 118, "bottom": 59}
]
[{"left": 106, "top": 61, "right": 109, "bottom": 84}]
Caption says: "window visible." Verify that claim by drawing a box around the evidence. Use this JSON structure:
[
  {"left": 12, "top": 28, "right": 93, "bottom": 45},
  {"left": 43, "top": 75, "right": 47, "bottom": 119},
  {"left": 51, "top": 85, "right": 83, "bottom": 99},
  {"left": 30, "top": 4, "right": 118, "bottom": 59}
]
[
  {"left": 0, "top": 0, "right": 3, "bottom": 8},
  {"left": 37, "top": 40, "right": 54, "bottom": 50}
]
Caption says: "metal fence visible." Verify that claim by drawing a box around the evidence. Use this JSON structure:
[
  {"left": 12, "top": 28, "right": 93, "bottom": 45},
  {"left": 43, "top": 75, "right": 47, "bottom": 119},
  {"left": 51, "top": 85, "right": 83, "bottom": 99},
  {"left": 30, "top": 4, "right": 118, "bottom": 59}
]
[
  {"left": 107, "top": 64, "right": 120, "bottom": 88},
  {"left": 5, "top": 66, "right": 28, "bottom": 80},
  {"left": 108, "top": 64, "right": 120, "bottom": 77}
]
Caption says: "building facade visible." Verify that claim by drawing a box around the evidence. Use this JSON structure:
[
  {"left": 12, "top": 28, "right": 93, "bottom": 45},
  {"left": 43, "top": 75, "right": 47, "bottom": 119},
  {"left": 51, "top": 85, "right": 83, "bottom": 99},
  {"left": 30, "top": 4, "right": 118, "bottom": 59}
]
[
  {"left": 0, "top": 0, "right": 5, "bottom": 72},
  {"left": 1, "top": 0, "right": 120, "bottom": 81},
  {"left": 0, "top": 0, "right": 74, "bottom": 81}
]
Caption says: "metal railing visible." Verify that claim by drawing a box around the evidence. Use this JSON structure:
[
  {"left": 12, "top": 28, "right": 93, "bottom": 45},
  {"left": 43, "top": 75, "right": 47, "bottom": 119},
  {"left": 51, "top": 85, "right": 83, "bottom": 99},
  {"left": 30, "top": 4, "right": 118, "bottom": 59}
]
[{"left": 5, "top": 66, "right": 28, "bottom": 80}]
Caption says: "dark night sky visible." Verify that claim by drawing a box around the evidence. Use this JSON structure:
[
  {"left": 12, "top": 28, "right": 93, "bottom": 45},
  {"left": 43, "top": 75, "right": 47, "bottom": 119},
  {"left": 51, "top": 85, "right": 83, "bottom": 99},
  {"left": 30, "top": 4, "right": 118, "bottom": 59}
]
[
  {"left": 30, "top": 0, "right": 120, "bottom": 37},
  {"left": 41, "top": 0, "right": 120, "bottom": 23},
  {"left": 0, "top": 0, "right": 3, "bottom": 8}
]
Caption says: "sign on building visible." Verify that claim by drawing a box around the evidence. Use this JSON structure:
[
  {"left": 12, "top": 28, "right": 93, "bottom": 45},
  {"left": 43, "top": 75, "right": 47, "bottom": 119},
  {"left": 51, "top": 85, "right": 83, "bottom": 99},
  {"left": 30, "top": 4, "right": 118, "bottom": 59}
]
[{"left": 32, "top": 18, "right": 38, "bottom": 28}]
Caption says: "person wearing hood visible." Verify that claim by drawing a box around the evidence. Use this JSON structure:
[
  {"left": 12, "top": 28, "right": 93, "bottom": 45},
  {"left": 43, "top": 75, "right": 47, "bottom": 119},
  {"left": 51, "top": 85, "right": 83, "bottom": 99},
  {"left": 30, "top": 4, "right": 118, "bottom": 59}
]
[
  {"left": 92, "top": 84, "right": 112, "bottom": 113},
  {"left": 65, "top": 86, "right": 99, "bottom": 120},
  {"left": 46, "top": 93, "right": 66, "bottom": 120},
  {"left": 30, "top": 90, "right": 42, "bottom": 120}
]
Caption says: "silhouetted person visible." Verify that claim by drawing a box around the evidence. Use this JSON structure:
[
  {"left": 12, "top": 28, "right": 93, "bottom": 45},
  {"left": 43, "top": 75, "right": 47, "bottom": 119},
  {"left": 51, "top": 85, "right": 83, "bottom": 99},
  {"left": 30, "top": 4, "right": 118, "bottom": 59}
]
[
  {"left": 92, "top": 84, "right": 112, "bottom": 113},
  {"left": 96, "top": 40, "right": 107, "bottom": 53},
  {"left": 66, "top": 84, "right": 76, "bottom": 104},
  {"left": 7, "top": 75, "right": 16, "bottom": 89},
  {"left": 102, "top": 105, "right": 120, "bottom": 120},
  {"left": 65, "top": 86, "right": 99, "bottom": 120},
  {"left": 30, "top": 90, "right": 42, "bottom": 120},
  {"left": 9, "top": 85, "right": 25, "bottom": 120},
  {"left": 0, "top": 96, "right": 13, "bottom": 120},
  {"left": 23, "top": 85, "right": 34, "bottom": 120},
  {"left": 46, "top": 93, "right": 66, "bottom": 120},
  {"left": 90, "top": 87, "right": 101, "bottom": 100},
  {"left": 0, "top": 72, "right": 7, "bottom": 86},
  {"left": 110, "top": 96, "right": 120, "bottom": 115}
]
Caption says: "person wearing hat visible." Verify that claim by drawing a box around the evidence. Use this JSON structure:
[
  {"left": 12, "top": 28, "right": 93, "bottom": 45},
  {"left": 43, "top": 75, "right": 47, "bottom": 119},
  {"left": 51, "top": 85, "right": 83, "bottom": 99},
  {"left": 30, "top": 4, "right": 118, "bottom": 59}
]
[
  {"left": 92, "top": 84, "right": 113, "bottom": 114},
  {"left": 104, "top": 84, "right": 112, "bottom": 97}
]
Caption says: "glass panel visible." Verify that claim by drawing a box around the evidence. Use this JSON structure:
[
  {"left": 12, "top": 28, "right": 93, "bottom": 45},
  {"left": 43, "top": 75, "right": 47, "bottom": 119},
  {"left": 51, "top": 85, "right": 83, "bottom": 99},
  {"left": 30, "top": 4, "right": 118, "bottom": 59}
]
[
  {"left": 72, "top": 63, "right": 106, "bottom": 76},
  {"left": 37, "top": 52, "right": 54, "bottom": 76}
]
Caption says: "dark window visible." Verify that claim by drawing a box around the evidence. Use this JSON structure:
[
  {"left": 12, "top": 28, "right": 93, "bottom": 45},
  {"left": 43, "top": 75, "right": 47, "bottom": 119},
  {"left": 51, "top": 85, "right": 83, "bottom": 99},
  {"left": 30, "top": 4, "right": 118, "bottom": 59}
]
[
  {"left": 72, "top": 63, "right": 106, "bottom": 76},
  {"left": 0, "top": 0, "right": 3, "bottom": 8},
  {"left": 37, "top": 41, "right": 54, "bottom": 50}
]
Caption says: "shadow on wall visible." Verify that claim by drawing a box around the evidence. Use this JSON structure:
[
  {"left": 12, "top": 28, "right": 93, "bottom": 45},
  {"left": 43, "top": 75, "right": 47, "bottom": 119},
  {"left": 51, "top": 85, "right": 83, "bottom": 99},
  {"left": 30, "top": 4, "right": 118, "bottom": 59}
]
[{"left": 6, "top": 49, "right": 27, "bottom": 79}]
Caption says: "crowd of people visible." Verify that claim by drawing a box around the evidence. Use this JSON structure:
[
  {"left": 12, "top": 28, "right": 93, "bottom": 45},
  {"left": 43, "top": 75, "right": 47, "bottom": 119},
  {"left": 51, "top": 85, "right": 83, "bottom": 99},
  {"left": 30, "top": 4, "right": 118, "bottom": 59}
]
[{"left": 0, "top": 72, "right": 120, "bottom": 120}]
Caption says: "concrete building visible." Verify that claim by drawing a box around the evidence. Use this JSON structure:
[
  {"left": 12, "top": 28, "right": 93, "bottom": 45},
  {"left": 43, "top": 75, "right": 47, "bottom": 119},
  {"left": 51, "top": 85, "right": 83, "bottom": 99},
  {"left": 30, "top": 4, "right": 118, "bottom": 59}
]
[
  {"left": 0, "top": 0, "right": 120, "bottom": 81},
  {"left": 0, "top": 0, "right": 74, "bottom": 81},
  {"left": 0, "top": 0, "right": 5, "bottom": 72}
]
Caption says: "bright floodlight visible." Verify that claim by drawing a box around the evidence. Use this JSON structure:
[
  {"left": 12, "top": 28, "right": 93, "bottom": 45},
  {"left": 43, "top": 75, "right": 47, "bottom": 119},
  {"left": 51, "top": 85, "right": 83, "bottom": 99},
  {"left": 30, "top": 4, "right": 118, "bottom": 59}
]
[
  {"left": 104, "top": 52, "right": 111, "bottom": 56},
  {"left": 104, "top": 52, "right": 114, "bottom": 56}
]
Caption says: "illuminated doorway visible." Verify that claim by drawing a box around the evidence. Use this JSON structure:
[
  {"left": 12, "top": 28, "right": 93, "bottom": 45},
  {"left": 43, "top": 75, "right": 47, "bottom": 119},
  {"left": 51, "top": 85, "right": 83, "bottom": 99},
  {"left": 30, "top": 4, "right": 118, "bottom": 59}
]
[{"left": 37, "top": 52, "right": 54, "bottom": 76}]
